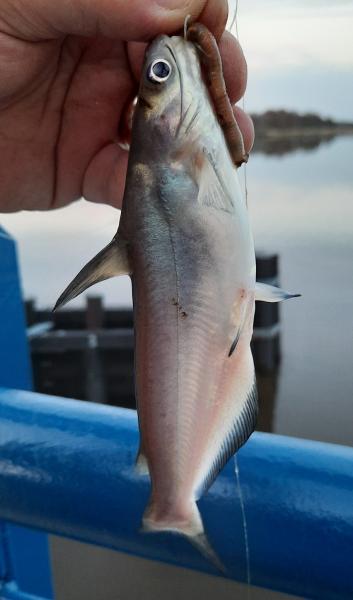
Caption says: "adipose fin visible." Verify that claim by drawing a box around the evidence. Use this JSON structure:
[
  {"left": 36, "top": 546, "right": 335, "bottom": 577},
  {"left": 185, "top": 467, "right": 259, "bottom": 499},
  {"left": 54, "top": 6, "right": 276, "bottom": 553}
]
[{"left": 255, "top": 282, "right": 301, "bottom": 303}]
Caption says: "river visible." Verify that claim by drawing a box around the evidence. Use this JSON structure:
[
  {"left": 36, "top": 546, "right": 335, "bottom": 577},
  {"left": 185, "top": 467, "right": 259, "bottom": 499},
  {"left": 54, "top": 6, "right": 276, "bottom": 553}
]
[{"left": 2, "top": 134, "right": 353, "bottom": 446}]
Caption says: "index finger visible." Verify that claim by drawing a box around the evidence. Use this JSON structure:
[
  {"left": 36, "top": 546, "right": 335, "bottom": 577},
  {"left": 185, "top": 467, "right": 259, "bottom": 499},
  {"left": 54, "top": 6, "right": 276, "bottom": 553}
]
[{"left": 11, "top": 0, "right": 228, "bottom": 42}]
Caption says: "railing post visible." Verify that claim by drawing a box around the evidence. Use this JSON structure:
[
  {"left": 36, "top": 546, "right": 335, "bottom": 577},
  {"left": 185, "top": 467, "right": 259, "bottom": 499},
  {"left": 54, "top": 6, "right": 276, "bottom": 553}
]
[
  {"left": 0, "top": 227, "right": 53, "bottom": 599},
  {"left": 0, "top": 228, "right": 32, "bottom": 390}
]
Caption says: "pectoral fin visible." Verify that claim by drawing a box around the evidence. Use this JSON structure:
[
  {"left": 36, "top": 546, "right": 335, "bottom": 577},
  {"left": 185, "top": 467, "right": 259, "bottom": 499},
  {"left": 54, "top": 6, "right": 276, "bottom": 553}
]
[
  {"left": 54, "top": 236, "right": 131, "bottom": 311},
  {"left": 196, "top": 149, "right": 234, "bottom": 213},
  {"left": 255, "top": 282, "right": 301, "bottom": 303},
  {"left": 228, "top": 330, "right": 241, "bottom": 357}
]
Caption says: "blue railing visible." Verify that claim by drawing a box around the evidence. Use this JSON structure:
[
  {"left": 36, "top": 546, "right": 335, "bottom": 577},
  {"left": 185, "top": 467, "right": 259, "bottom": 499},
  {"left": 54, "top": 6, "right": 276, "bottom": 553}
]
[
  {"left": 0, "top": 228, "right": 52, "bottom": 600},
  {"left": 1, "top": 227, "right": 353, "bottom": 599}
]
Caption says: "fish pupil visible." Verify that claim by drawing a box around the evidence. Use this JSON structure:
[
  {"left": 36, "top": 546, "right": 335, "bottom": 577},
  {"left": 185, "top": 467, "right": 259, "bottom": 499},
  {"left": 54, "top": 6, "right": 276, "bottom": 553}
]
[
  {"left": 148, "top": 59, "right": 171, "bottom": 83},
  {"left": 153, "top": 62, "right": 170, "bottom": 78}
]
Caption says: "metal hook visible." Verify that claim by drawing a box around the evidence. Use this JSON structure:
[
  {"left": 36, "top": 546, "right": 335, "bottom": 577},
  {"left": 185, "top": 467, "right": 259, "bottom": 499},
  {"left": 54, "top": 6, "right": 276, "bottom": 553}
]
[{"left": 184, "top": 14, "right": 191, "bottom": 40}]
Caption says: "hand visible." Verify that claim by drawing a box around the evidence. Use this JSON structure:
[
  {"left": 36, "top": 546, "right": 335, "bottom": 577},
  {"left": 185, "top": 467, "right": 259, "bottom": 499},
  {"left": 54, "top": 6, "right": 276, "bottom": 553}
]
[{"left": 0, "top": 0, "right": 254, "bottom": 212}]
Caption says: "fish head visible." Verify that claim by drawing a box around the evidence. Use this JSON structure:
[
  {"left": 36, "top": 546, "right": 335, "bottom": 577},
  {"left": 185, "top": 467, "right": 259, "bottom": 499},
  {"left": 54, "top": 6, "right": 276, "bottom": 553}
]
[{"left": 135, "top": 35, "right": 203, "bottom": 145}]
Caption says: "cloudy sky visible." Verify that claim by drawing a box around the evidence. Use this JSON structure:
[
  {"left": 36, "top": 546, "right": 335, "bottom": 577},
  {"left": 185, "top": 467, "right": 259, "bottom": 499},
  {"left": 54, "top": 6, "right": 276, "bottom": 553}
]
[{"left": 229, "top": 0, "right": 353, "bottom": 120}]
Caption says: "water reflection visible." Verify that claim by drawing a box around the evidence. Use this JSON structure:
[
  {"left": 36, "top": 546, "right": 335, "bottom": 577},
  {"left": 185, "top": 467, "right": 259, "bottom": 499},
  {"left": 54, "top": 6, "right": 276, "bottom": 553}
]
[
  {"left": 248, "top": 135, "right": 353, "bottom": 446},
  {"left": 252, "top": 131, "right": 340, "bottom": 156}
]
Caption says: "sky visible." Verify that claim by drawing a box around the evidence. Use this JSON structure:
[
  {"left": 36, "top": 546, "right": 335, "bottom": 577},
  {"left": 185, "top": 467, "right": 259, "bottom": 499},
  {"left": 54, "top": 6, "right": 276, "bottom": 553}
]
[{"left": 229, "top": 0, "right": 353, "bottom": 120}]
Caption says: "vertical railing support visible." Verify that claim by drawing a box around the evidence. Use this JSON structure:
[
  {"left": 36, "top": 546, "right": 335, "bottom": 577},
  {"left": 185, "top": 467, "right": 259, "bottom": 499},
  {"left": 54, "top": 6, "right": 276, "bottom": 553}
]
[{"left": 0, "top": 227, "right": 53, "bottom": 599}]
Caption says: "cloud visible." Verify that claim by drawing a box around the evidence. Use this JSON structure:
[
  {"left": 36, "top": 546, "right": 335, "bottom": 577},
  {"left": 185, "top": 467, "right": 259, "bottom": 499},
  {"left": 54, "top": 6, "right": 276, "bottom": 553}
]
[
  {"left": 234, "top": 3, "right": 353, "bottom": 70},
  {"left": 228, "top": 0, "right": 353, "bottom": 119},
  {"left": 230, "top": 0, "right": 353, "bottom": 16}
]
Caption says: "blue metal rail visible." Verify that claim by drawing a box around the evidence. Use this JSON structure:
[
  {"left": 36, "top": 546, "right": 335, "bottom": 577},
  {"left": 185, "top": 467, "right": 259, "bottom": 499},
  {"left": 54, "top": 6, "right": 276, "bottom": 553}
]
[
  {"left": 0, "top": 227, "right": 52, "bottom": 600},
  {"left": 1, "top": 388, "right": 353, "bottom": 599},
  {"left": 1, "top": 227, "right": 353, "bottom": 600}
]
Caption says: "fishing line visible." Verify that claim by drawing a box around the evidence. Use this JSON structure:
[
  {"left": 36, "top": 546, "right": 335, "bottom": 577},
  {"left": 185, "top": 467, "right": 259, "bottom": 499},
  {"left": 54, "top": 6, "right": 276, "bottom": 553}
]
[
  {"left": 228, "top": 0, "right": 239, "bottom": 33},
  {"left": 232, "top": 3, "right": 251, "bottom": 594},
  {"left": 234, "top": 455, "right": 251, "bottom": 592},
  {"left": 231, "top": 0, "right": 249, "bottom": 207}
]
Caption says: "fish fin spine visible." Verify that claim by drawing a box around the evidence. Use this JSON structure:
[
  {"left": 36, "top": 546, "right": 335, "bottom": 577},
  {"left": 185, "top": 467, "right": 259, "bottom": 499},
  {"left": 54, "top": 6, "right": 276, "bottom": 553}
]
[{"left": 53, "top": 236, "right": 131, "bottom": 311}]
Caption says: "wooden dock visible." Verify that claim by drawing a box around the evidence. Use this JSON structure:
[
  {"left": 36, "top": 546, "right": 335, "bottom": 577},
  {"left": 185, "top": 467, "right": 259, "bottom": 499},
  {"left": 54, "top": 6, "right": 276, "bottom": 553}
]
[{"left": 25, "top": 254, "right": 282, "bottom": 432}]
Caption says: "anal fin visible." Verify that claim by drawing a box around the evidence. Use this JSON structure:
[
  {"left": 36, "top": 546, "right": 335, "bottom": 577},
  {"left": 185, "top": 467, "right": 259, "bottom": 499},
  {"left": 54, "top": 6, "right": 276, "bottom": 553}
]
[
  {"left": 196, "top": 379, "right": 258, "bottom": 499},
  {"left": 135, "top": 449, "right": 149, "bottom": 476}
]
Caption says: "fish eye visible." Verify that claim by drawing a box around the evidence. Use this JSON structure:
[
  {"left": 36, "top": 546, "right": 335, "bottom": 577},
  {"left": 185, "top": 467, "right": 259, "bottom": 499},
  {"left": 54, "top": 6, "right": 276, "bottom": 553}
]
[{"left": 147, "top": 59, "right": 172, "bottom": 84}]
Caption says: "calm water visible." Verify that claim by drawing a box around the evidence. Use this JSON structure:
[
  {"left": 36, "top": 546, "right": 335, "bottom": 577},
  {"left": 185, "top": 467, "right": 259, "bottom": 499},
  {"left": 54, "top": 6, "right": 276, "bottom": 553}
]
[{"left": 2, "top": 136, "right": 353, "bottom": 446}]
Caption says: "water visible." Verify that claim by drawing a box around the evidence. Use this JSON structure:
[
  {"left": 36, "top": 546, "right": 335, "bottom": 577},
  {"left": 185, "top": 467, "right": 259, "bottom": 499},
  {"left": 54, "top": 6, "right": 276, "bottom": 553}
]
[
  {"left": 1, "top": 135, "right": 353, "bottom": 446},
  {"left": 248, "top": 136, "right": 353, "bottom": 446}
]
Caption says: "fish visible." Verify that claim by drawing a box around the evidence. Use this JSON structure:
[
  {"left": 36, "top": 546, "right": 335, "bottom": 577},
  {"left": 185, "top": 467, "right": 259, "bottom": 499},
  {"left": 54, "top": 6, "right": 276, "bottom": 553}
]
[{"left": 54, "top": 25, "right": 300, "bottom": 569}]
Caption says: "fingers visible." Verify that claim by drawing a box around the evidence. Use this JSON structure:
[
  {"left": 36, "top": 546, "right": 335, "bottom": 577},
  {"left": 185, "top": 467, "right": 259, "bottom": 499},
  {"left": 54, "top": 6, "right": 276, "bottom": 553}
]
[
  {"left": 219, "top": 31, "right": 247, "bottom": 104},
  {"left": 196, "top": 0, "right": 228, "bottom": 41},
  {"left": 52, "top": 37, "right": 135, "bottom": 208},
  {"left": 127, "top": 42, "right": 147, "bottom": 83},
  {"left": 83, "top": 143, "right": 129, "bottom": 208},
  {"left": 9, "top": 0, "right": 228, "bottom": 42},
  {"left": 233, "top": 106, "right": 255, "bottom": 154}
]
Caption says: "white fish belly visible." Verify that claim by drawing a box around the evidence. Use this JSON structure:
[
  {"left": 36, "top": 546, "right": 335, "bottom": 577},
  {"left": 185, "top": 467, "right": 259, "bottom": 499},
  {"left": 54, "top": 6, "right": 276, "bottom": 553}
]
[{"left": 133, "top": 214, "right": 256, "bottom": 530}]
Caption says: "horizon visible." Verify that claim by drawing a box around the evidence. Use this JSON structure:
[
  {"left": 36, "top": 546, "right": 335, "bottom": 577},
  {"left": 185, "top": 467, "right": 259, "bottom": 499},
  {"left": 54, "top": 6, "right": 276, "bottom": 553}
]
[
  {"left": 248, "top": 108, "right": 353, "bottom": 124},
  {"left": 229, "top": 0, "right": 353, "bottom": 122}
]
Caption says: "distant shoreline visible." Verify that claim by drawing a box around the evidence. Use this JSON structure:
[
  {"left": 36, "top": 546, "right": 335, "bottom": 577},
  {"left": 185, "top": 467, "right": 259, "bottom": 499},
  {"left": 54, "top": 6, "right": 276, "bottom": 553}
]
[
  {"left": 255, "top": 125, "right": 353, "bottom": 139},
  {"left": 250, "top": 110, "right": 353, "bottom": 150},
  {"left": 249, "top": 111, "right": 353, "bottom": 154}
]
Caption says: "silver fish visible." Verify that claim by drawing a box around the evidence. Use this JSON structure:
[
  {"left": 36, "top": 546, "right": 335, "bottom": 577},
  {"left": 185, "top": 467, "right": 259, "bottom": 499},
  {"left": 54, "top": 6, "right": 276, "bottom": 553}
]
[{"left": 55, "top": 32, "right": 299, "bottom": 566}]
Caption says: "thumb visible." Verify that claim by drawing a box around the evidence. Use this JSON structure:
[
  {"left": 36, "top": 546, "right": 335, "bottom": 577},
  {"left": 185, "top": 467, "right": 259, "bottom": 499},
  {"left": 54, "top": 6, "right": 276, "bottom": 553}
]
[{"left": 3, "top": 0, "right": 227, "bottom": 42}]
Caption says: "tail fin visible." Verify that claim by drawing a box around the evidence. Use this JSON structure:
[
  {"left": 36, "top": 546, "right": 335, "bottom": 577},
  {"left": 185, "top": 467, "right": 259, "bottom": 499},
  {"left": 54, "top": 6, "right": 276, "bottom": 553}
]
[
  {"left": 189, "top": 531, "right": 226, "bottom": 574},
  {"left": 142, "top": 501, "right": 225, "bottom": 573}
]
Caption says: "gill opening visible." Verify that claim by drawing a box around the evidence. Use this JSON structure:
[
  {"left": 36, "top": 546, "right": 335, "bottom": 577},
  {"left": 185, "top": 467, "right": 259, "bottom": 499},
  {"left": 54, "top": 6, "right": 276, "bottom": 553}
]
[{"left": 165, "top": 43, "right": 184, "bottom": 140}]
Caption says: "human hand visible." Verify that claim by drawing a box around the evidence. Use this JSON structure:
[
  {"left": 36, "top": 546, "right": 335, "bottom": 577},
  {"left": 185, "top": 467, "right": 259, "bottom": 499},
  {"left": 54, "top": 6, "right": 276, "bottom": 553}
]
[{"left": 0, "top": 0, "right": 254, "bottom": 212}]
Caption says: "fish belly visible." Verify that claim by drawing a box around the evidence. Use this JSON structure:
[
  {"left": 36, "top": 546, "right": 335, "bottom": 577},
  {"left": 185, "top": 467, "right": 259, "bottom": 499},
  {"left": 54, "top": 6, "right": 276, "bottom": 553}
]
[{"left": 132, "top": 208, "right": 257, "bottom": 537}]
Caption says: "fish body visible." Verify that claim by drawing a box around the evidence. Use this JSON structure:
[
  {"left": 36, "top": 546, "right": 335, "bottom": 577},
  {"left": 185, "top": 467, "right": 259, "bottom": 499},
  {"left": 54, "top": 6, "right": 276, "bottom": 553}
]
[
  {"left": 55, "top": 31, "right": 299, "bottom": 564},
  {"left": 119, "top": 36, "right": 257, "bottom": 538}
]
